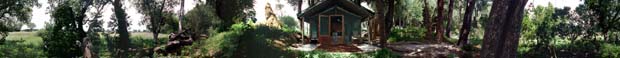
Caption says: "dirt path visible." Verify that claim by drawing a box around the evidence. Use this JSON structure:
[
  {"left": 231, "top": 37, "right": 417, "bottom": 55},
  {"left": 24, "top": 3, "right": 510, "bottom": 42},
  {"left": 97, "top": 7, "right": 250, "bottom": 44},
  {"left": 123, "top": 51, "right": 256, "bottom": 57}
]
[{"left": 387, "top": 42, "right": 462, "bottom": 58}]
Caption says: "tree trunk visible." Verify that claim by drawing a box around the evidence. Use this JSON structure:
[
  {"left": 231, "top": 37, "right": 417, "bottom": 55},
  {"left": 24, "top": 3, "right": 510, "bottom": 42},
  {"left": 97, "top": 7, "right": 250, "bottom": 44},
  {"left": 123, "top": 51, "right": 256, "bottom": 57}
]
[
  {"left": 153, "top": 0, "right": 168, "bottom": 48},
  {"left": 457, "top": 0, "right": 476, "bottom": 47},
  {"left": 423, "top": 0, "right": 434, "bottom": 40},
  {"left": 435, "top": 0, "right": 445, "bottom": 42},
  {"left": 298, "top": 0, "right": 302, "bottom": 13},
  {"left": 178, "top": 0, "right": 185, "bottom": 31},
  {"left": 374, "top": 0, "right": 386, "bottom": 47},
  {"left": 113, "top": 0, "right": 131, "bottom": 57},
  {"left": 386, "top": 0, "right": 395, "bottom": 45},
  {"left": 77, "top": 0, "right": 94, "bottom": 57},
  {"left": 445, "top": 0, "right": 454, "bottom": 38},
  {"left": 480, "top": 0, "right": 528, "bottom": 57}
]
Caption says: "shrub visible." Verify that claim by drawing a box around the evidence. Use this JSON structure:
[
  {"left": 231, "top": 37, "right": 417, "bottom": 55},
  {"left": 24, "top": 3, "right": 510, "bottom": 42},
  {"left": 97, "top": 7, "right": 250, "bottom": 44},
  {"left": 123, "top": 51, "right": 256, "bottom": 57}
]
[
  {"left": 388, "top": 27, "right": 426, "bottom": 43},
  {"left": 193, "top": 31, "right": 243, "bottom": 57},
  {"left": 601, "top": 43, "right": 620, "bottom": 58},
  {"left": 0, "top": 40, "right": 46, "bottom": 57},
  {"left": 38, "top": 24, "right": 82, "bottom": 57},
  {"left": 278, "top": 16, "right": 298, "bottom": 32}
]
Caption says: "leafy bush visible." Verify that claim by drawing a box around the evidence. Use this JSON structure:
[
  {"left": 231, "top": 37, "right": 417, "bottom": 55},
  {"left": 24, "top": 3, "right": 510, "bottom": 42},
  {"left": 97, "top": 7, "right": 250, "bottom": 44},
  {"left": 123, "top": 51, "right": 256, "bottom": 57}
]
[
  {"left": 38, "top": 24, "right": 82, "bottom": 57},
  {"left": 0, "top": 40, "right": 46, "bottom": 57},
  {"left": 194, "top": 30, "right": 243, "bottom": 57},
  {"left": 279, "top": 16, "right": 298, "bottom": 33},
  {"left": 388, "top": 27, "right": 426, "bottom": 43},
  {"left": 601, "top": 43, "right": 620, "bottom": 58}
]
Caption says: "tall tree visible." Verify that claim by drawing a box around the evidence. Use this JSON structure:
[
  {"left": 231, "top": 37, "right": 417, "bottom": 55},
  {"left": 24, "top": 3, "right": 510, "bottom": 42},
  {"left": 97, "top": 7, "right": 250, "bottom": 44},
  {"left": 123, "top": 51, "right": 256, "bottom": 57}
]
[
  {"left": 386, "top": 0, "right": 396, "bottom": 45},
  {"left": 286, "top": 0, "right": 302, "bottom": 14},
  {"left": 480, "top": 0, "right": 528, "bottom": 57},
  {"left": 0, "top": 0, "right": 38, "bottom": 43},
  {"left": 178, "top": 0, "right": 185, "bottom": 31},
  {"left": 112, "top": 0, "right": 131, "bottom": 57},
  {"left": 423, "top": 0, "right": 434, "bottom": 40},
  {"left": 434, "top": 0, "right": 445, "bottom": 42},
  {"left": 43, "top": 2, "right": 83, "bottom": 57},
  {"left": 27, "top": 23, "right": 36, "bottom": 31},
  {"left": 133, "top": 0, "right": 179, "bottom": 48},
  {"left": 457, "top": 0, "right": 476, "bottom": 47},
  {"left": 75, "top": 0, "right": 95, "bottom": 57},
  {"left": 585, "top": 0, "right": 620, "bottom": 41},
  {"left": 444, "top": 0, "right": 454, "bottom": 38},
  {"left": 212, "top": 0, "right": 255, "bottom": 31},
  {"left": 373, "top": 0, "right": 386, "bottom": 47},
  {"left": 82, "top": 0, "right": 110, "bottom": 57}
]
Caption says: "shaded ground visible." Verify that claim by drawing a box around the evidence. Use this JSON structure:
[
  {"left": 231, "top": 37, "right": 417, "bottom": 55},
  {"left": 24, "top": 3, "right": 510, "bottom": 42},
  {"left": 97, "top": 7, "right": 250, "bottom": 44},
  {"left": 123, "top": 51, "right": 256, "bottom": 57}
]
[
  {"left": 316, "top": 44, "right": 362, "bottom": 52},
  {"left": 233, "top": 25, "right": 295, "bottom": 58},
  {"left": 386, "top": 42, "right": 463, "bottom": 58}
]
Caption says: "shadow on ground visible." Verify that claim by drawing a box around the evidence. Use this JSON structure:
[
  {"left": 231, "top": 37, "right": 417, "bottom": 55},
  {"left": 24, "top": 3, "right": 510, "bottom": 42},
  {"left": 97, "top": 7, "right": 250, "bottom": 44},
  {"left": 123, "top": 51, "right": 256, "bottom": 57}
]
[{"left": 233, "top": 25, "right": 295, "bottom": 58}]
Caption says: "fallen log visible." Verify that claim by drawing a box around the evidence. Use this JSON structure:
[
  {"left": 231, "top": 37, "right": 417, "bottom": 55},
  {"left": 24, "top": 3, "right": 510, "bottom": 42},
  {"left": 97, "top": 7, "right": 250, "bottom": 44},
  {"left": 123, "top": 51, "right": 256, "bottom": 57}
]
[{"left": 153, "top": 29, "right": 205, "bottom": 56}]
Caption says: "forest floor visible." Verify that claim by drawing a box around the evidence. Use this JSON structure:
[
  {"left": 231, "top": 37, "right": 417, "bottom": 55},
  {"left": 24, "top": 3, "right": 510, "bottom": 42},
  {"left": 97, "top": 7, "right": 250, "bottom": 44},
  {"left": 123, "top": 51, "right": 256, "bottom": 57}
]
[{"left": 386, "top": 42, "right": 464, "bottom": 58}]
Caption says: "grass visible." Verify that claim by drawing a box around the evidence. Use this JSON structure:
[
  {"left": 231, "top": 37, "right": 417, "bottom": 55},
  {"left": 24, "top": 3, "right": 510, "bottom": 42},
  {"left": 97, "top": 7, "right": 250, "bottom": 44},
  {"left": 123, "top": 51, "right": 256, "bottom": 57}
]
[
  {"left": 1, "top": 32, "right": 171, "bottom": 57},
  {"left": 4, "top": 32, "right": 169, "bottom": 45},
  {"left": 5, "top": 32, "right": 43, "bottom": 45}
]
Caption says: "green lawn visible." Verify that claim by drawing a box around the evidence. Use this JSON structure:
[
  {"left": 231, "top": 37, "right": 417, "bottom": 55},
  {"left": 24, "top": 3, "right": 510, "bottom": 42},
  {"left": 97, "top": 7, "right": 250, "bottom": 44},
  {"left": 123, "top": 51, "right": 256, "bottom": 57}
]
[
  {"left": 6, "top": 32, "right": 43, "bottom": 45},
  {"left": 4, "top": 32, "right": 169, "bottom": 46}
]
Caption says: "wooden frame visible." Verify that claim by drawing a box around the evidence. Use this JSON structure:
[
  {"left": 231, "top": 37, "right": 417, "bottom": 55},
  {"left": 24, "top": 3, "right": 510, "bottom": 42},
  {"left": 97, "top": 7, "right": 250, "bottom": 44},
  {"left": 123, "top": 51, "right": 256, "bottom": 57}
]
[{"left": 317, "top": 14, "right": 345, "bottom": 45}]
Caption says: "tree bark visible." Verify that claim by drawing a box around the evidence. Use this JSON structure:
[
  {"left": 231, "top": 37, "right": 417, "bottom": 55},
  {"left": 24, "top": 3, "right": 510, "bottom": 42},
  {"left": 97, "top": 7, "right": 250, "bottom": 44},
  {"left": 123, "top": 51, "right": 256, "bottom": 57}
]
[
  {"left": 374, "top": 0, "right": 386, "bottom": 47},
  {"left": 435, "top": 0, "right": 445, "bottom": 42},
  {"left": 113, "top": 0, "right": 131, "bottom": 57},
  {"left": 423, "top": 0, "right": 434, "bottom": 40},
  {"left": 178, "top": 0, "right": 185, "bottom": 31},
  {"left": 480, "top": 0, "right": 528, "bottom": 57},
  {"left": 77, "top": 0, "right": 94, "bottom": 57},
  {"left": 297, "top": 0, "right": 302, "bottom": 13},
  {"left": 386, "top": 0, "right": 395, "bottom": 45},
  {"left": 457, "top": 0, "right": 476, "bottom": 47},
  {"left": 445, "top": 0, "right": 454, "bottom": 38}
]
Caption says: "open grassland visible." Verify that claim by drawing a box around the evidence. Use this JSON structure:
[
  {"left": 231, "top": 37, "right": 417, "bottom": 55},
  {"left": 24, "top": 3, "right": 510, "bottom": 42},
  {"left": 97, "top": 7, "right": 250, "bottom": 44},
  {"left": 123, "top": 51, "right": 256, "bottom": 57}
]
[
  {"left": 5, "top": 32, "right": 170, "bottom": 46},
  {"left": 6, "top": 32, "right": 43, "bottom": 45}
]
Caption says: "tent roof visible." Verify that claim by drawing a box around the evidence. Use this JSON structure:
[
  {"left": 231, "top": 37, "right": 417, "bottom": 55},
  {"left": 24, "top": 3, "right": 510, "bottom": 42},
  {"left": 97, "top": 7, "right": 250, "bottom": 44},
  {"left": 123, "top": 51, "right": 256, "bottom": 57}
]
[{"left": 298, "top": 0, "right": 374, "bottom": 20}]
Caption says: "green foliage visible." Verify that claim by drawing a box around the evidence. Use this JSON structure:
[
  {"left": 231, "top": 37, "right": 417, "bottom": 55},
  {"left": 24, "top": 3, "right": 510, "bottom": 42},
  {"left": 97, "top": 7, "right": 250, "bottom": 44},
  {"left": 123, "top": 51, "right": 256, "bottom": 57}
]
[
  {"left": 279, "top": 16, "right": 298, "bottom": 32},
  {"left": 0, "top": 0, "right": 38, "bottom": 32},
  {"left": 388, "top": 27, "right": 426, "bottom": 43},
  {"left": 371, "top": 48, "right": 400, "bottom": 58},
  {"left": 133, "top": 0, "right": 180, "bottom": 34},
  {"left": 184, "top": 4, "right": 222, "bottom": 34},
  {"left": 395, "top": 0, "right": 426, "bottom": 25},
  {"left": 0, "top": 40, "right": 46, "bottom": 57},
  {"left": 518, "top": 3, "right": 620, "bottom": 57},
  {"left": 159, "top": 12, "right": 179, "bottom": 33},
  {"left": 601, "top": 43, "right": 620, "bottom": 58},
  {"left": 194, "top": 30, "right": 244, "bottom": 57},
  {"left": 230, "top": 23, "right": 252, "bottom": 32},
  {"left": 39, "top": 3, "right": 83, "bottom": 57},
  {"left": 0, "top": 0, "right": 38, "bottom": 44},
  {"left": 198, "top": 0, "right": 254, "bottom": 31}
]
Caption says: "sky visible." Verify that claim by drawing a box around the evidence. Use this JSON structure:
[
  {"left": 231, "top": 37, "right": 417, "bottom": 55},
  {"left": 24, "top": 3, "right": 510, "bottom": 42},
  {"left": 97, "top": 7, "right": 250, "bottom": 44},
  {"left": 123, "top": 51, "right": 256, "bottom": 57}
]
[
  {"left": 22, "top": 0, "right": 584, "bottom": 31},
  {"left": 23, "top": 0, "right": 195, "bottom": 31}
]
